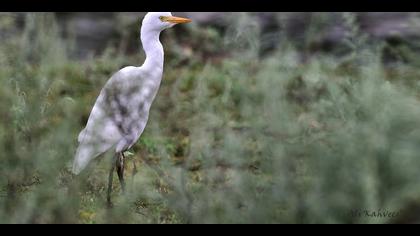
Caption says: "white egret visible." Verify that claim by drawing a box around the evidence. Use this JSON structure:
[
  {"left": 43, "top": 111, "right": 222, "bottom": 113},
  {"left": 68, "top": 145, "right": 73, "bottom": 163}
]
[{"left": 72, "top": 12, "right": 192, "bottom": 205}]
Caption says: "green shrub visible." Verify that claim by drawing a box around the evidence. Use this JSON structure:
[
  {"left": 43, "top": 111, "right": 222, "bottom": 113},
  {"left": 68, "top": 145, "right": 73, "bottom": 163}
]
[{"left": 2, "top": 12, "right": 420, "bottom": 223}]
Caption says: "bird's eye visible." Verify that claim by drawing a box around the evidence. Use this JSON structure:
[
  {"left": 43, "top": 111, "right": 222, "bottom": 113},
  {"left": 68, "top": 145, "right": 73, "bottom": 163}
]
[{"left": 159, "top": 16, "right": 166, "bottom": 22}]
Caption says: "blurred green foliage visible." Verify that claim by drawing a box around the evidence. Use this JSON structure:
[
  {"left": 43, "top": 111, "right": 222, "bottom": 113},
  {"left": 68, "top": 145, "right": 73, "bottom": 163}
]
[{"left": 2, "top": 12, "right": 420, "bottom": 223}]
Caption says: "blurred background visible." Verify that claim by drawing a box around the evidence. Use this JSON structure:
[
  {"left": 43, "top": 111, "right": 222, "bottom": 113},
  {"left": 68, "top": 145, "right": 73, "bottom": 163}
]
[{"left": 2, "top": 12, "right": 420, "bottom": 223}]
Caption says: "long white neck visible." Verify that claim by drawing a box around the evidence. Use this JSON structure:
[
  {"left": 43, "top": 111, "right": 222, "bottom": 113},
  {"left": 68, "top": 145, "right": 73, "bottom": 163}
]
[{"left": 140, "top": 27, "right": 164, "bottom": 74}]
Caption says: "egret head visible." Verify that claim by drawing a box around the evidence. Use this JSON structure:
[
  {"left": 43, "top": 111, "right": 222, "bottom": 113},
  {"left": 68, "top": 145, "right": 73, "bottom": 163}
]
[{"left": 142, "top": 12, "right": 191, "bottom": 32}]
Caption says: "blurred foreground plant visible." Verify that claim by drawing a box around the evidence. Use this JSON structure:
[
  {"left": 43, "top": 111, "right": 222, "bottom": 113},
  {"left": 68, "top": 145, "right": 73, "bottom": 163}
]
[{"left": 1, "top": 12, "right": 420, "bottom": 223}]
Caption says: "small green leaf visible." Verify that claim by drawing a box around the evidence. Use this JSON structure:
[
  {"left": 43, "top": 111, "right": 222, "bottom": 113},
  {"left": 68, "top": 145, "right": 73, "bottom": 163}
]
[{"left": 124, "top": 151, "right": 135, "bottom": 157}]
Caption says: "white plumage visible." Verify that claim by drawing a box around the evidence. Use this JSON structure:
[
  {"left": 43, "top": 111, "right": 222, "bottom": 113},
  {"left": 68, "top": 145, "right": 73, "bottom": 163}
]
[{"left": 72, "top": 12, "right": 191, "bottom": 182}]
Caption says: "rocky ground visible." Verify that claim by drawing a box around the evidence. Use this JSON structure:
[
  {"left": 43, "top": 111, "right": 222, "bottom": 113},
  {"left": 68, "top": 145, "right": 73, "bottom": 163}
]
[{"left": 3, "top": 12, "right": 420, "bottom": 59}]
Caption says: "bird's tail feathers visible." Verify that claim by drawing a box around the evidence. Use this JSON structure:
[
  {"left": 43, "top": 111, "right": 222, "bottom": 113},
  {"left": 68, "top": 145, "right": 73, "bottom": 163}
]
[{"left": 72, "top": 142, "right": 112, "bottom": 175}]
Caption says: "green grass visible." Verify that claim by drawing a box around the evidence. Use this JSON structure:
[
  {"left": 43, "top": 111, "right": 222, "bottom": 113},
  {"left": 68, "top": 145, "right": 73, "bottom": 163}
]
[{"left": 2, "top": 12, "right": 420, "bottom": 223}]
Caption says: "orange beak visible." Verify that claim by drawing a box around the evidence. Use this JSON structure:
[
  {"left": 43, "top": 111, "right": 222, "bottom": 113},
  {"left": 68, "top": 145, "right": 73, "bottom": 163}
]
[{"left": 160, "top": 16, "right": 192, "bottom": 24}]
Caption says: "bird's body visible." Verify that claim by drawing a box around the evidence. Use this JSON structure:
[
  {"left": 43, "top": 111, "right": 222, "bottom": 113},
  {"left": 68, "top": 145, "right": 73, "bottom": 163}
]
[
  {"left": 73, "top": 65, "right": 162, "bottom": 174},
  {"left": 71, "top": 12, "right": 191, "bottom": 204}
]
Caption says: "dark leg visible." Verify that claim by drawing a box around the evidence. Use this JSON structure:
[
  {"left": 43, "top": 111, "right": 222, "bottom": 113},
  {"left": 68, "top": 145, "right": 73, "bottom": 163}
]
[
  {"left": 107, "top": 154, "right": 117, "bottom": 207},
  {"left": 131, "top": 159, "right": 138, "bottom": 190},
  {"left": 116, "top": 152, "right": 126, "bottom": 194},
  {"left": 132, "top": 160, "right": 138, "bottom": 178}
]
